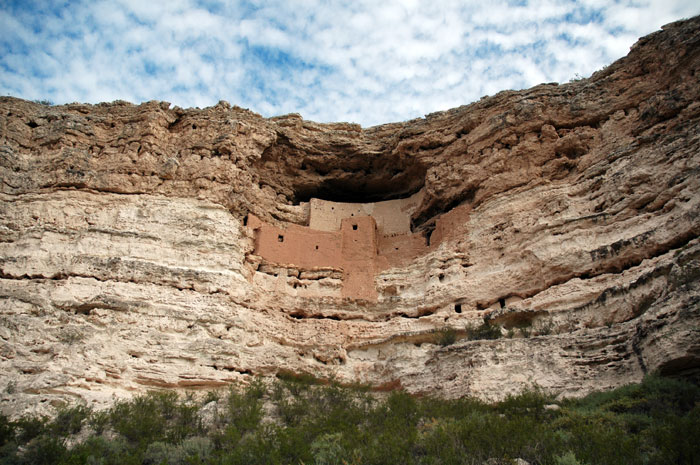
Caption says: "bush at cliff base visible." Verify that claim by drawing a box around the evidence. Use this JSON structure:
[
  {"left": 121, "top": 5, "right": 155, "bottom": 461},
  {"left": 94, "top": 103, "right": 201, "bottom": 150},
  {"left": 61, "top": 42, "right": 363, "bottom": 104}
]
[{"left": 0, "top": 374, "right": 698, "bottom": 465}]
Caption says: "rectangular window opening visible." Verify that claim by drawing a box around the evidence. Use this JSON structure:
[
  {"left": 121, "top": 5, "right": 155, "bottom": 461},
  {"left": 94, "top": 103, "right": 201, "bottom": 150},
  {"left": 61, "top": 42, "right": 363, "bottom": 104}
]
[
  {"left": 352, "top": 224, "right": 358, "bottom": 231},
  {"left": 278, "top": 234, "right": 284, "bottom": 242}
]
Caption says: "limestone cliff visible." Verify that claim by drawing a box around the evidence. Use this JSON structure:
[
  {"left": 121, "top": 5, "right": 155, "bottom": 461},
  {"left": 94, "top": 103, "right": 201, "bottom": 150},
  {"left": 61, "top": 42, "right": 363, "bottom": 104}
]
[{"left": 1, "top": 17, "right": 699, "bottom": 417}]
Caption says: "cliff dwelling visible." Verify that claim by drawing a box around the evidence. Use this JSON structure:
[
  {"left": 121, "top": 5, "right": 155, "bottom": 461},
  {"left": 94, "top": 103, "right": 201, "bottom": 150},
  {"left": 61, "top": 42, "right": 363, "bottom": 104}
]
[{"left": 247, "top": 190, "right": 472, "bottom": 300}]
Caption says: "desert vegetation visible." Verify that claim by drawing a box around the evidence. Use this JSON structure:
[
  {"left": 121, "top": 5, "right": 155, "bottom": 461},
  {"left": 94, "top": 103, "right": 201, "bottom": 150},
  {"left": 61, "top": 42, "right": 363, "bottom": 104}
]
[{"left": 0, "top": 375, "right": 698, "bottom": 464}]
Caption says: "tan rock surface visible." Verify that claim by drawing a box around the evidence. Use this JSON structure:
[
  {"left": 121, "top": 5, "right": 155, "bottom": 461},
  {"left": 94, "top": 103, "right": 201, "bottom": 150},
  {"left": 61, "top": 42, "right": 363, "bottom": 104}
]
[{"left": 1, "top": 17, "right": 699, "bottom": 416}]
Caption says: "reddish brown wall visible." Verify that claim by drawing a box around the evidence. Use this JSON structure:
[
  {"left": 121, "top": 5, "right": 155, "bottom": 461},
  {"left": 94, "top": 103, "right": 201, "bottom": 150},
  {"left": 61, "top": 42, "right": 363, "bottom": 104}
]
[
  {"left": 430, "top": 204, "right": 472, "bottom": 246},
  {"left": 248, "top": 203, "right": 471, "bottom": 301},
  {"left": 340, "top": 216, "right": 379, "bottom": 300},
  {"left": 248, "top": 214, "right": 341, "bottom": 269},
  {"left": 377, "top": 233, "right": 428, "bottom": 269}
]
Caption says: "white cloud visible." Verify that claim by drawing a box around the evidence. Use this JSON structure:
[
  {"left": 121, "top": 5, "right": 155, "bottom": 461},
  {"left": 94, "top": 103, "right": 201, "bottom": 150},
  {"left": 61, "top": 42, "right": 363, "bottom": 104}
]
[{"left": 1, "top": 0, "right": 699, "bottom": 126}]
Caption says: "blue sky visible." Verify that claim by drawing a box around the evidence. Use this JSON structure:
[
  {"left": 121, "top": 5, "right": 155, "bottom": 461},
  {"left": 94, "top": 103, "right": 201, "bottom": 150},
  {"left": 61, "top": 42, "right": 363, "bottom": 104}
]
[{"left": 1, "top": 0, "right": 698, "bottom": 127}]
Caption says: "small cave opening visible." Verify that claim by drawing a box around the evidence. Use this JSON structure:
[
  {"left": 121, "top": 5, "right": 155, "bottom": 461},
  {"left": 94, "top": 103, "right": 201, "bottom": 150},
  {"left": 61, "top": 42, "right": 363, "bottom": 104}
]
[
  {"left": 423, "top": 224, "right": 435, "bottom": 246},
  {"left": 499, "top": 298, "right": 506, "bottom": 309},
  {"left": 454, "top": 303, "right": 462, "bottom": 313}
]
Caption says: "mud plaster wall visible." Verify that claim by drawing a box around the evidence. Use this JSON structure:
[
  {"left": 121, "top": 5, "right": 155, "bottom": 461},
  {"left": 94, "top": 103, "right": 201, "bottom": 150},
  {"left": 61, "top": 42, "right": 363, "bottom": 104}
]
[
  {"left": 309, "top": 190, "right": 424, "bottom": 235},
  {"left": 430, "top": 204, "right": 472, "bottom": 246},
  {"left": 248, "top": 215, "right": 341, "bottom": 269},
  {"left": 340, "top": 216, "right": 379, "bottom": 300},
  {"left": 248, "top": 201, "right": 471, "bottom": 301}
]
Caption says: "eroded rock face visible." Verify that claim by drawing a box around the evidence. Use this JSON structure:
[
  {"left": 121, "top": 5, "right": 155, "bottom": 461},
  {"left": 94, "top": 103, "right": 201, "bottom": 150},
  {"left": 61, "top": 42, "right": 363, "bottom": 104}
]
[{"left": 1, "top": 17, "right": 699, "bottom": 416}]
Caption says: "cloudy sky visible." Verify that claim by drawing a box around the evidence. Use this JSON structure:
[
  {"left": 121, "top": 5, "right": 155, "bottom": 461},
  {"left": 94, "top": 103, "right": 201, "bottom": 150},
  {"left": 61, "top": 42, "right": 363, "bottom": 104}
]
[{"left": 1, "top": 1, "right": 698, "bottom": 127}]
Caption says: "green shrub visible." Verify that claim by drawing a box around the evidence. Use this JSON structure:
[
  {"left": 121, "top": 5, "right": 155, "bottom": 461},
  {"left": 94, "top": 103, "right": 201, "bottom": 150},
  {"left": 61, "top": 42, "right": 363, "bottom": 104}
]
[
  {"left": 223, "top": 382, "right": 265, "bottom": 432},
  {"left": 202, "top": 389, "right": 221, "bottom": 405},
  {"left": 108, "top": 394, "right": 171, "bottom": 445},
  {"left": 50, "top": 405, "right": 90, "bottom": 436},
  {"left": 276, "top": 369, "right": 323, "bottom": 386},
  {"left": 435, "top": 327, "right": 457, "bottom": 346},
  {"left": 555, "top": 451, "right": 584, "bottom": 465},
  {"left": 107, "top": 391, "right": 202, "bottom": 446},
  {"left": 66, "top": 435, "right": 132, "bottom": 465},
  {"left": 466, "top": 320, "right": 502, "bottom": 340},
  {"left": 21, "top": 434, "right": 66, "bottom": 465},
  {"left": 2, "top": 375, "right": 699, "bottom": 465},
  {"left": 310, "top": 432, "right": 346, "bottom": 465},
  {"left": 143, "top": 437, "right": 211, "bottom": 465},
  {"left": 14, "top": 416, "right": 47, "bottom": 444},
  {"left": 498, "top": 387, "right": 552, "bottom": 416},
  {"left": 0, "top": 414, "right": 14, "bottom": 447},
  {"left": 88, "top": 409, "right": 110, "bottom": 435}
]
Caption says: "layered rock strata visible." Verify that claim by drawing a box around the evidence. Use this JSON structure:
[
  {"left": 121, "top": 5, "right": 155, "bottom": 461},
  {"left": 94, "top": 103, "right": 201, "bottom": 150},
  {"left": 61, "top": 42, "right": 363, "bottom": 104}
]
[{"left": 1, "top": 17, "right": 699, "bottom": 416}]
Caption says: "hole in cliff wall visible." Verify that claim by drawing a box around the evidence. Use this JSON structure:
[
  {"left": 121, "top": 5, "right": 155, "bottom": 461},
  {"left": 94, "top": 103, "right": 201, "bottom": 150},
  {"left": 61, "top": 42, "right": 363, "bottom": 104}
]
[
  {"left": 454, "top": 304, "right": 462, "bottom": 313},
  {"left": 499, "top": 298, "right": 506, "bottom": 308},
  {"left": 424, "top": 226, "right": 435, "bottom": 246},
  {"left": 352, "top": 224, "right": 358, "bottom": 230},
  {"left": 278, "top": 234, "right": 284, "bottom": 242}
]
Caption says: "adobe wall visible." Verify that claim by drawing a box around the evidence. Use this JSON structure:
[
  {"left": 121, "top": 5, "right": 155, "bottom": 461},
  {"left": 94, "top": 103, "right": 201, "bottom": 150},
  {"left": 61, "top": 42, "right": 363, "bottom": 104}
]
[
  {"left": 377, "top": 233, "right": 428, "bottom": 269},
  {"left": 247, "top": 214, "right": 341, "bottom": 269},
  {"left": 340, "top": 216, "right": 379, "bottom": 300},
  {"left": 309, "top": 190, "right": 424, "bottom": 235},
  {"left": 248, "top": 197, "right": 471, "bottom": 301},
  {"left": 248, "top": 213, "right": 380, "bottom": 300},
  {"left": 429, "top": 204, "right": 472, "bottom": 246}
]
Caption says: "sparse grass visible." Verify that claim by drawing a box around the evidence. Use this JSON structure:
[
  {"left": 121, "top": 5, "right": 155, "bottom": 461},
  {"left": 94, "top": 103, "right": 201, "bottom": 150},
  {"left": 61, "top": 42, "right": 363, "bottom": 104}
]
[
  {"left": 434, "top": 327, "right": 457, "bottom": 346},
  {"left": 466, "top": 320, "right": 502, "bottom": 340},
  {"left": 0, "top": 375, "right": 697, "bottom": 464}
]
